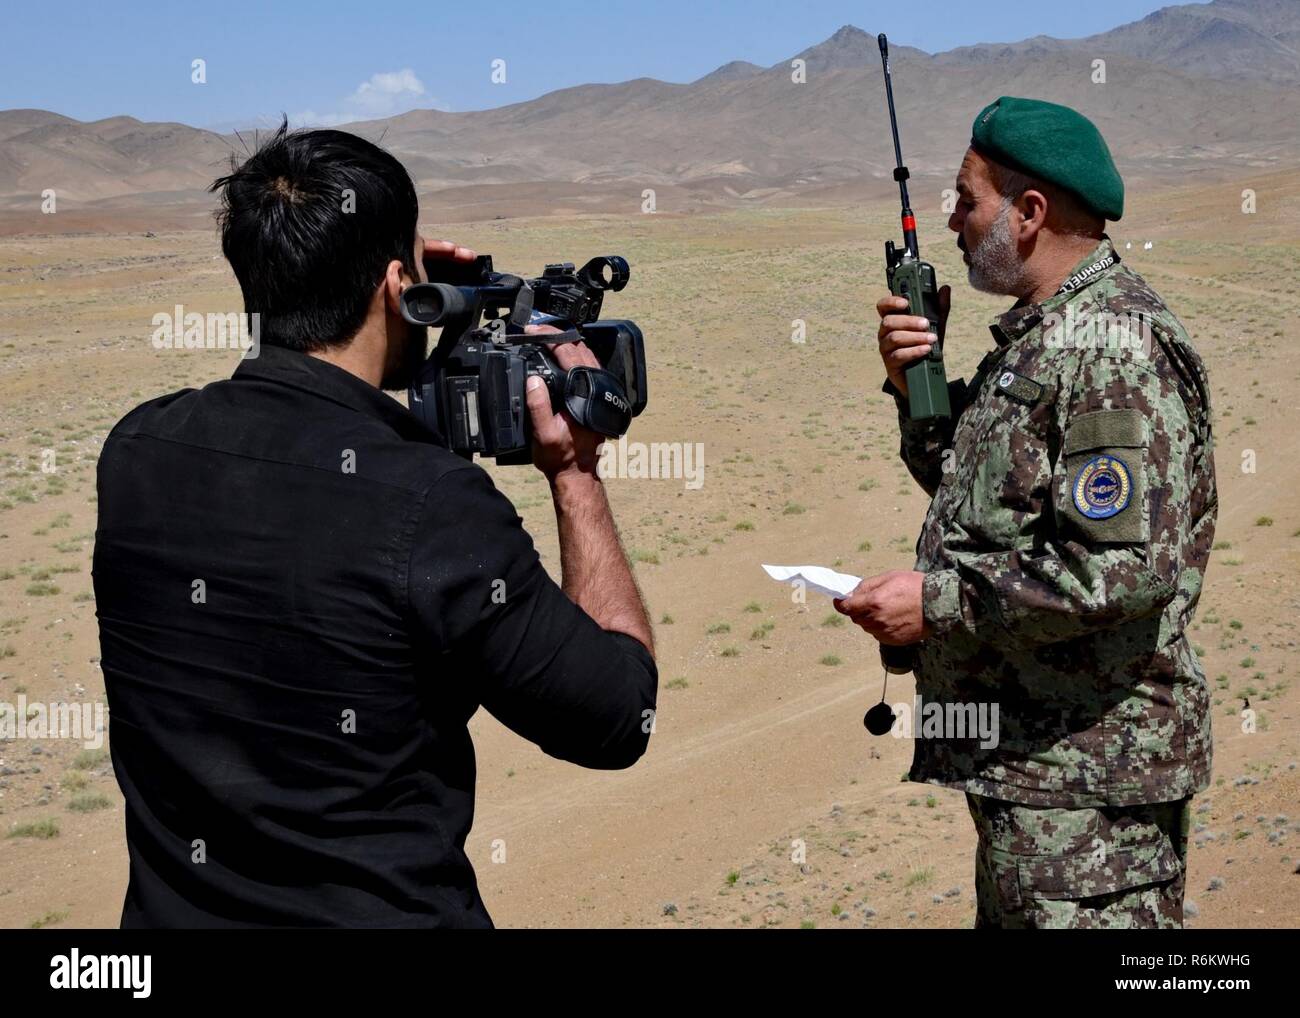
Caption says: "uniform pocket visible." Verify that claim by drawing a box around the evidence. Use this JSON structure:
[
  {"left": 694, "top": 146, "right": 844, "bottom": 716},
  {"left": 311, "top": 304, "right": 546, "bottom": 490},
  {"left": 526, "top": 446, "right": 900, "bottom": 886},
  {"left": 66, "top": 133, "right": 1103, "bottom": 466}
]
[
  {"left": 972, "top": 796, "right": 1186, "bottom": 911},
  {"left": 1060, "top": 408, "right": 1149, "bottom": 545},
  {"left": 1018, "top": 828, "right": 1182, "bottom": 901}
]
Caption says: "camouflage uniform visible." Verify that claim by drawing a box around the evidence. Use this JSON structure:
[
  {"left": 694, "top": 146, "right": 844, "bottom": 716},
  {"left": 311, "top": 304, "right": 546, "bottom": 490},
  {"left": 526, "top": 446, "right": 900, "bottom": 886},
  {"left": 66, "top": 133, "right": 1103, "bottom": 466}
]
[
  {"left": 967, "top": 794, "right": 1190, "bottom": 928},
  {"left": 886, "top": 238, "right": 1216, "bottom": 927}
]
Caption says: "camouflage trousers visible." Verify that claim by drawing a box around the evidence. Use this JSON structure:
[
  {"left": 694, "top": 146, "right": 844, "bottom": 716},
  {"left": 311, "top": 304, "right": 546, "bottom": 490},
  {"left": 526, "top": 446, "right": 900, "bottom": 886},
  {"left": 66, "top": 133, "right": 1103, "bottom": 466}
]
[{"left": 966, "top": 793, "right": 1191, "bottom": 929}]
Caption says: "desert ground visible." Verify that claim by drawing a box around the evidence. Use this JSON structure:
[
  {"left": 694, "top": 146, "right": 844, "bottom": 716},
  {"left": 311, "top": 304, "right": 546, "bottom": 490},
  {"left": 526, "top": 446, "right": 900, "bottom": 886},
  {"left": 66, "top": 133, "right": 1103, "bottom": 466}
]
[{"left": 0, "top": 171, "right": 1297, "bottom": 929}]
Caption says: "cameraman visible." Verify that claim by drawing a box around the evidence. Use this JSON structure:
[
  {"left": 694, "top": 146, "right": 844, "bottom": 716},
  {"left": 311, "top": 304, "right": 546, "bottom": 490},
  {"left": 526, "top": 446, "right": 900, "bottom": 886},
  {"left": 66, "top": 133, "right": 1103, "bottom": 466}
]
[{"left": 93, "top": 125, "right": 657, "bottom": 928}]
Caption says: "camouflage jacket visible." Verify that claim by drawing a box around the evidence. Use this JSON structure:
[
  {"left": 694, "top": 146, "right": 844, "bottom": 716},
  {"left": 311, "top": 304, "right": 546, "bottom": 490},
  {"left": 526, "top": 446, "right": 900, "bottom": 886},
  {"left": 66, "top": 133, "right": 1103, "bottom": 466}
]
[{"left": 889, "top": 238, "right": 1217, "bottom": 808}]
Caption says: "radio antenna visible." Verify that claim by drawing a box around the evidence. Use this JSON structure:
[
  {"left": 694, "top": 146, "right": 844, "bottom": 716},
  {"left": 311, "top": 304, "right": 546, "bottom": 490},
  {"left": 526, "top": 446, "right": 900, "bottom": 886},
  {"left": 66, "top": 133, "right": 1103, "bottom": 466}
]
[{"left": 878, "top": 34, "right": 918, "bottom": 259}]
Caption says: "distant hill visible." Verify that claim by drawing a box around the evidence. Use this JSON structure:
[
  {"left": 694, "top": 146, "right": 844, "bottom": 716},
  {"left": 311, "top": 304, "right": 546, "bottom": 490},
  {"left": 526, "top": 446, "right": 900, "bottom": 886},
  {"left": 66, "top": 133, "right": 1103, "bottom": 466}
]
[
  {"left": 694, "top": 61, "right": 764, "bottom": 85},
  {"left": 941, "top": 0, "right": 1300, "bottom": 85},
  {"left": 2, "top": 0, "right": 1298, "bottom": 210},
  {"left": 0, "top": 110, "right": 234, "bottom": 203}
]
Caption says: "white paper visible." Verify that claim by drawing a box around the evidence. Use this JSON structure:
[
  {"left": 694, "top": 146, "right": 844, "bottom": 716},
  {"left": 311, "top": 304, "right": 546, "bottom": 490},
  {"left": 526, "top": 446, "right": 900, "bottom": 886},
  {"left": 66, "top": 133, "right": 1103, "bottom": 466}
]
[{"left": 761, "top": 563, "right": 862, "bottom": 600}]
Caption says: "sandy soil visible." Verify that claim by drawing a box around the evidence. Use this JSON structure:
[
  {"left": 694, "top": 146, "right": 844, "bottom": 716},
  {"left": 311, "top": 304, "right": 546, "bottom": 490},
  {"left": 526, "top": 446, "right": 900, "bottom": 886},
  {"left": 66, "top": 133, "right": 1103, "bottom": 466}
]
[{"left": 1, "top": 173, "right": 1297, "bottom": 929}]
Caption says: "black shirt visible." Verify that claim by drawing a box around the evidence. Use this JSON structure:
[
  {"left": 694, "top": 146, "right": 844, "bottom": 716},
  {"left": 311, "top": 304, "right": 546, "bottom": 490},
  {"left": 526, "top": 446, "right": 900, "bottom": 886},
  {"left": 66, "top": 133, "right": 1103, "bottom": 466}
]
[{"left": 93, "top": 345, "right": 657, "bottom": 928}]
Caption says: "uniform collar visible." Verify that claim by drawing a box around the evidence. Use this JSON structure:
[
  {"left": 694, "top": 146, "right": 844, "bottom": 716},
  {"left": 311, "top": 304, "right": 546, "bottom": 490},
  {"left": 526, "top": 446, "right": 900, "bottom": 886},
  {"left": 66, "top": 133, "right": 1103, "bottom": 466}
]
[
  {"left": 232, "top": 344, "right": 439, "bottom": 443},
  {"left": 989, "top": 236, "right": 1120, "bottom": 348}
]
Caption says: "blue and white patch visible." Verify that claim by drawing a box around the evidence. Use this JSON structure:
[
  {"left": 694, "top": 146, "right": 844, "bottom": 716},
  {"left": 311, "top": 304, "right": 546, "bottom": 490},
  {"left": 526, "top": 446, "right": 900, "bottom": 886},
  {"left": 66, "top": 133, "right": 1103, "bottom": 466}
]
[{"left": 1072, "top": 455, "right": 1132, "bottom": 519}]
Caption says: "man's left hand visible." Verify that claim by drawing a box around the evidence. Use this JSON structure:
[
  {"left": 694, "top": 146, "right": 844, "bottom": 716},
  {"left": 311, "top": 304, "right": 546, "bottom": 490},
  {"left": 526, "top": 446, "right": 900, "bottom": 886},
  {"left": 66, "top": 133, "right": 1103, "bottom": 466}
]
[
  {"left": 834, "top": 569, "right": 931, "bottom": 645},
  {"left": 423, "top": 238, "right": 477, "bottom": 263}
]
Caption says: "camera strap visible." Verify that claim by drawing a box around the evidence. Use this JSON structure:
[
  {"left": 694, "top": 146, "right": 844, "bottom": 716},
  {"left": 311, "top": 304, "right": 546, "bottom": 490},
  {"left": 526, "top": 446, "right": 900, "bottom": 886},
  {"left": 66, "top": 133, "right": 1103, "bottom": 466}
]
[{"left": 528, "top": 328, "right": 583, "bottom": 346}]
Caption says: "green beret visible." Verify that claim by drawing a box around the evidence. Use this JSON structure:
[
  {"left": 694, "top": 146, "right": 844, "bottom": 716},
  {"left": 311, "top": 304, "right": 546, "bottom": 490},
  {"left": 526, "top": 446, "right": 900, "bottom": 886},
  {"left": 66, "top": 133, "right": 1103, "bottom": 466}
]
[{"left": 971, "top": 96, "right": 1124, "bottom": 221}]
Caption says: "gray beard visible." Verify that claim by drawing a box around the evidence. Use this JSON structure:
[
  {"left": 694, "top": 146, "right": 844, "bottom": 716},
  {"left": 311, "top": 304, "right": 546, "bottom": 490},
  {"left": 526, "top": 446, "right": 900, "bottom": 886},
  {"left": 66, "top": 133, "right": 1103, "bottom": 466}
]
[{"left": 967, "top": 202, "right": 1027, "bottom": 296}]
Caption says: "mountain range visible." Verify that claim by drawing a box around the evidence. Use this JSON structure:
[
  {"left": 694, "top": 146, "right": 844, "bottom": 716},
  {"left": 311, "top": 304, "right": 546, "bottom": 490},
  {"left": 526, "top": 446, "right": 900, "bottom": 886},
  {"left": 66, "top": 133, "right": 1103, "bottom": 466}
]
[{"left": 1, "top": 0, "right": 1298, "bottom": 210}]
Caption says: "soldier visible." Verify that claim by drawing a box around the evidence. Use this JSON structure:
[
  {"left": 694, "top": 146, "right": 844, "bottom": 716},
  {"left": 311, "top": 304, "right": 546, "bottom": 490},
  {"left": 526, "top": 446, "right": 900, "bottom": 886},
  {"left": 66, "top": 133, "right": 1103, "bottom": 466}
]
[{"left": 836, "top": 96, "right": 1217, "bottom": 928}]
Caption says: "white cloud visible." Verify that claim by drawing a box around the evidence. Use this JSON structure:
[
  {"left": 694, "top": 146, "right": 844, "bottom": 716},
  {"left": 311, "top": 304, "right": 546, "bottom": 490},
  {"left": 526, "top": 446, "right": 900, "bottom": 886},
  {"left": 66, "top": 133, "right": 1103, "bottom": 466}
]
[{"left": 293, "top": 69, "right": 445, "bottom": 126}]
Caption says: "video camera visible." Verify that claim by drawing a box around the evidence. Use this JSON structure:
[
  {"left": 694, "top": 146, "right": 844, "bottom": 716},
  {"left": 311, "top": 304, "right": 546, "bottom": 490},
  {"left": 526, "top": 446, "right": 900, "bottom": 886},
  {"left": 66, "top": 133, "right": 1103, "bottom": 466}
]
[{"left": 401, "top": 254, "right": 647, "bottom": 464}]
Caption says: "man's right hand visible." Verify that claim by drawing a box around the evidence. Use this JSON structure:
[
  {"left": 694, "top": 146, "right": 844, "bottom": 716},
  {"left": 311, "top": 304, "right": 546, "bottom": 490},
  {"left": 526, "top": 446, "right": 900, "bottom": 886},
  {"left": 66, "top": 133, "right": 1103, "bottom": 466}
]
[
  {"left": 876, "top": 285, "right": 950, "bottom": 397},
  {"left": 523, "top": 326, "right": 605, "bottom": 480}
]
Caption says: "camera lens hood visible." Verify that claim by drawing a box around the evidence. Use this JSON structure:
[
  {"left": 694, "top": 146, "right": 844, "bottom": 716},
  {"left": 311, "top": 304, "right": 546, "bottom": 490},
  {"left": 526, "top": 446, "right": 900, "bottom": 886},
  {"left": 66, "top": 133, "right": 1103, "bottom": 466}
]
[{"left": 563, "top": 366, "right": 632, "bottom": 438}]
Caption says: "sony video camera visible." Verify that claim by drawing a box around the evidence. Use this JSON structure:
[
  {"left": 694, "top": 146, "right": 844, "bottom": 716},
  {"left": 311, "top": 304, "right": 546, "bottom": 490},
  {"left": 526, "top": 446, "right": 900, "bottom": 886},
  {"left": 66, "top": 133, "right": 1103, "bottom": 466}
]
[{"left": 401, "top": 254, "right": 647, "bottom": 464}]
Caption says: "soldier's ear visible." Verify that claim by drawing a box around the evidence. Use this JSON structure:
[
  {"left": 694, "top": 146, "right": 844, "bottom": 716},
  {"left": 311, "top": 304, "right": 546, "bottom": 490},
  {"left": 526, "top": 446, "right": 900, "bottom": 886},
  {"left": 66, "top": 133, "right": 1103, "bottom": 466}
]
[{"left": 1016, "top": 188, "right": 1049, "bottom": 243}]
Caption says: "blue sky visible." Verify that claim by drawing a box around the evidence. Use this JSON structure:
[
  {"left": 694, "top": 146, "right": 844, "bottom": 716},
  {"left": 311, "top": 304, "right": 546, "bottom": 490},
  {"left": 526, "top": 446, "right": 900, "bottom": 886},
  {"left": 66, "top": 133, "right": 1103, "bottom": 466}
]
[{"left": 1, "top": 0, "right": 1174, "bottom": 129}]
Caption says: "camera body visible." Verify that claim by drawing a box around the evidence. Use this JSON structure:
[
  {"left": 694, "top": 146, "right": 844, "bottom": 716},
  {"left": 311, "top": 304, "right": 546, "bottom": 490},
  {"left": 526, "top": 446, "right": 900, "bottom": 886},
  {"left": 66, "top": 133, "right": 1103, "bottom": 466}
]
[{"left": 402, "top": 255, "right": 647, "bottom": 465}]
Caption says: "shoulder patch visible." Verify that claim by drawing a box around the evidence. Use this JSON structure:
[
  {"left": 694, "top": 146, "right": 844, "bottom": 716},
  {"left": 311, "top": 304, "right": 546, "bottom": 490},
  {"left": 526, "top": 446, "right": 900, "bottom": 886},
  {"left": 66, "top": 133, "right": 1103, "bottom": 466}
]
[
  {"left": 1072, "top": 454, "right": 1132, "bottom": 519},
  {"left": 993, "top": 369, "right": 1044, "bottom": 405},
  {"left": 1064, "top": 408, "right": 1148, "bottom": 454}
]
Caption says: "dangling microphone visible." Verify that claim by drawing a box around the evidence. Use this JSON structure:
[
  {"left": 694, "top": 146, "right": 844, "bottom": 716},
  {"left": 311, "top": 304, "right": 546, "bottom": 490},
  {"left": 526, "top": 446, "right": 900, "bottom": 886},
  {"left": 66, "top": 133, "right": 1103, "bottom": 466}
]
[
  {"left": 865, "top": 644, "right": 914, "bottom": 736},
  {"left": 864, "top": 667, "right": 897, "bottom": 736}
]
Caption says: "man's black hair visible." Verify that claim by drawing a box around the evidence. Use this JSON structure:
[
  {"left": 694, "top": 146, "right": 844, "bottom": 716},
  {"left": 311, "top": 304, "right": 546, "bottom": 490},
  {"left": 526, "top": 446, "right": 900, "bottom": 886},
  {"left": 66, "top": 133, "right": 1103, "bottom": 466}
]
[{"left": 210, "top": 119, "right": 419, "bottom": 352}]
